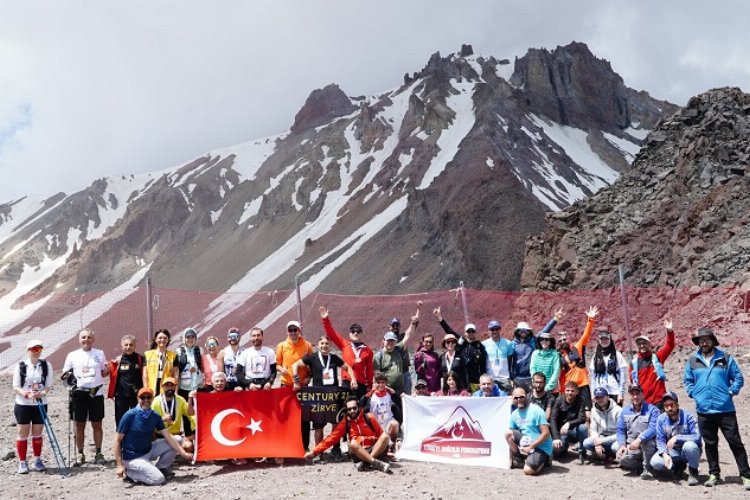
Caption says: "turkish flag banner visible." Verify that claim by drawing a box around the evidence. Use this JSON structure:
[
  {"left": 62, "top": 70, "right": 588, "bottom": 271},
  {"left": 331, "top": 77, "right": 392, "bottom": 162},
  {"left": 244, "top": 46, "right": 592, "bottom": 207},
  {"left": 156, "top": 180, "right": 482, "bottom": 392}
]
[{"left": 194, "top": 387, "right": 304, "bottom": 461}]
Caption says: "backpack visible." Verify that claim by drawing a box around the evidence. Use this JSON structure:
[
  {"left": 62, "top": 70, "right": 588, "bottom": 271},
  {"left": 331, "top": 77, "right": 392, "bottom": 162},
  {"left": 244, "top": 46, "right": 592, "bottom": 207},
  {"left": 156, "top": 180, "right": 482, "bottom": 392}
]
[
  {"left": 344, "top": 411, "right": 377, "bottom": 437},
  {"left": 19, "top": 359, "right": 49, "bottom": 387}
]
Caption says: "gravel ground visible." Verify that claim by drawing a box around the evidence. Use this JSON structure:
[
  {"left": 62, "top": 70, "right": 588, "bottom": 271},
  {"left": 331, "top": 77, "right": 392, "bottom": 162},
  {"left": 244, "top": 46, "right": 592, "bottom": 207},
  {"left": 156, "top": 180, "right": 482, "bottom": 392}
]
[{"left": 2, "top": 347, "right": 750, "bottom": 500}]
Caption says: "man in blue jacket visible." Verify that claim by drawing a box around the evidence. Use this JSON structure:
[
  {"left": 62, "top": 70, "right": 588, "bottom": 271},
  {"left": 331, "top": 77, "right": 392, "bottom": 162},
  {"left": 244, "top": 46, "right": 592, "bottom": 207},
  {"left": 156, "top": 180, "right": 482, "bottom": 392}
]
[
  {"left": 616, "top": 384, "right": 660, "bottom": 479},
  {"left": 650, "top": 391, "right": 702, "bottom": 485},
  {"left": 684, "top": 327, "right": 750, "bottom": 490}
]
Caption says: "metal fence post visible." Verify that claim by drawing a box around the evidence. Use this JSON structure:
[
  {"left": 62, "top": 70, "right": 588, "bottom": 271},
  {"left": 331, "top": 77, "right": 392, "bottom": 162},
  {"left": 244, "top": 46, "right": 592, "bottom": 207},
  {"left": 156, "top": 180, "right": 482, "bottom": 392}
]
[
  {"left": 145, "top": 276, "right": 153, "bottom": 347},
  {"left": 459, "top": 280, "right": 470, "bottom": 326},
  {"left": 295, "top": 274, "right": 303, "bottom": 327},
  {"left": 618, "top": 265, "right": 633, "bottom": 361}
]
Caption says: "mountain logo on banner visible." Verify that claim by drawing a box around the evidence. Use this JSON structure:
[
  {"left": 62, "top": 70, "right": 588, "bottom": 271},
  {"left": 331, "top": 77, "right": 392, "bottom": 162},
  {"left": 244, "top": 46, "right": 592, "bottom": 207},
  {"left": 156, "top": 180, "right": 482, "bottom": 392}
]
[{"left": 420, "top": 406, "right": 491, "bottom": 458}]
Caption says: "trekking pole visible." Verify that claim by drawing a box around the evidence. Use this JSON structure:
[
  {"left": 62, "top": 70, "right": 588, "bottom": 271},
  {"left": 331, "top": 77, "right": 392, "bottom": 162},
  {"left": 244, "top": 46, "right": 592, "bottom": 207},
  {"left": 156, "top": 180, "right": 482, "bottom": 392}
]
[{"left": 37, "top": 400, "right": 71, "bottom": 476}]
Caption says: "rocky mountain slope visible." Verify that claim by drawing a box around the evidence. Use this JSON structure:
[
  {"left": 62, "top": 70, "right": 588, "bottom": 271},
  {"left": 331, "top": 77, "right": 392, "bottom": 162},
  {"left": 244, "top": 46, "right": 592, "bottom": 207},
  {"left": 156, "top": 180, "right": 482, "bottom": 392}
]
[
  {"left": 522, "top": 87, "right": 750, "bottom": 291},
  {"left": 0, "top": 42, "right": 677, "bottom": 368}
]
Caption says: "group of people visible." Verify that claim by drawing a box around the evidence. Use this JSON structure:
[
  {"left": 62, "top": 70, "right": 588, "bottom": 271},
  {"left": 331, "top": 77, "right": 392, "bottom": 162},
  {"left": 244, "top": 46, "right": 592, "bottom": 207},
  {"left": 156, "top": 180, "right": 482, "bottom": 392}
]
[{"left": 10, "top": 303, "right": 750, "bottom": 491}]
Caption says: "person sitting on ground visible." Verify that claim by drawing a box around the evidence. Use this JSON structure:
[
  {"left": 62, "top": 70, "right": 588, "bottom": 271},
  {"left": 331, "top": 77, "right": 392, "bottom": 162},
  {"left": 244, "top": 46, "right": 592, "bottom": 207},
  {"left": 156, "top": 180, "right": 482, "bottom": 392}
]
[
  {"left": 364, "top": 372, "right": 401, "bottom": 450},
  {"left": 616, "top": 384, "right": 660, "bottom": 479},
  {"left": 550, "top": 381, "right": 588, "bottom": 463},
  {"left": 510, "top": 308, "right": 562, "bottom": 389},
  {"left": 482, "top": 319, "right": 513, "bottom": 394},
  {"left": 414, "top": 334, "right": 441, "bottom": 393},
  {"left": 529, "top": 372, "right": 556, "bottom": 422},
  {"left": 589, "top": 328, "right": 627, "bottom": 406},
  {"left": 433, "top": 307, "right": 487, "bottom": 392},
  {"left": 305, "top": 396, "right": 392, "bottom": 474},
  {"left": 650, "top": 391, "right": 702, "bottom": 485},
  {"left": 438, "top": 333, "right": 468, "bottom": 390},
  {"left": 13, "top": 339, "right": 54, "bottom": 474},
  {"left": 529, "top": 331, "right": 561, "bottom": 398},
  {"left": 582, "top": 387, "right": 622, "bottom": 464},
  {"left": 412, "top": 379, "right": 431, "bottom": 396},
  {"left": 114, "top": 387, "right": 192, "bottom": 485},
  {"left": 506, "top": 386, "right": 553, "bottom": 476},
  {"left": 472, "top": 373, "right": 507, "bottom": 397},
  {"left": 630, "top": 318, "right": 675, "bottom": 408},
  {"left": 432, "top": 371, "right": 470, "bottom": 397},
  {"left": 151, "top": 377, "right": 195, "bottom": 454}
]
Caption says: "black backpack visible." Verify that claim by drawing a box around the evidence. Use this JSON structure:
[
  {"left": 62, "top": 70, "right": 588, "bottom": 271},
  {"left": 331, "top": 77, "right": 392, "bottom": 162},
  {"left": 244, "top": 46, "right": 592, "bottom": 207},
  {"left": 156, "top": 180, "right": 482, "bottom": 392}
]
[{"left": 19, "top": 359, "right": 49, "bottom": 387}]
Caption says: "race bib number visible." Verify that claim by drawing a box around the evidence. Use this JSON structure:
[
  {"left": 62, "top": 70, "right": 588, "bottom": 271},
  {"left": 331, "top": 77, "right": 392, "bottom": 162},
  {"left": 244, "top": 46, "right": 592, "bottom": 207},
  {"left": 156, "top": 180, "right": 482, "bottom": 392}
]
[{"left": 322, "top": 368, "right": 334, "bottom": 386}]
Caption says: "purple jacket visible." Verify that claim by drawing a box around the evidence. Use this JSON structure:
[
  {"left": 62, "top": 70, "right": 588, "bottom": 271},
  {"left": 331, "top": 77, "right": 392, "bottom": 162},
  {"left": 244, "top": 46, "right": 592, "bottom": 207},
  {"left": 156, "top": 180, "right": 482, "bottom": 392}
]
[{"left": 414, "top": 347, "right": 441, "bottom": 393}]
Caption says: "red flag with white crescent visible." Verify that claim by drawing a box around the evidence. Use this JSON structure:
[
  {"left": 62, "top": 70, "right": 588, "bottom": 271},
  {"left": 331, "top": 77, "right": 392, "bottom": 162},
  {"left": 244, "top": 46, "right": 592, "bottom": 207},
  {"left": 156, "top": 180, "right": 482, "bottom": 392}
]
[{"left": 194, "top": 387, "right": 304, "bottom": 461}]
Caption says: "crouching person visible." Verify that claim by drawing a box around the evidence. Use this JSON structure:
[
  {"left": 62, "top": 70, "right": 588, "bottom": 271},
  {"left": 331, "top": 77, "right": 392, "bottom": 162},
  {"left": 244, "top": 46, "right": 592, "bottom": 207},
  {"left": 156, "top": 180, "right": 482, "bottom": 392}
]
[
  {"left": 505, "top": 386, "right": 553, "bottom": 475},
  {"left": 616, "top": 384, "right": 660, "bottom": 479},
  {"left": 650, "top": 391, "right": 702, "bottom": 485},
  {"left": 114, "top": 388, "right": 193, "bottom": 485},
  {"left": 304, "top": 396, "right": 392, "bottom": 474},
  {"left": 583, "top": 387, "right": 622, "bottom": 463}
]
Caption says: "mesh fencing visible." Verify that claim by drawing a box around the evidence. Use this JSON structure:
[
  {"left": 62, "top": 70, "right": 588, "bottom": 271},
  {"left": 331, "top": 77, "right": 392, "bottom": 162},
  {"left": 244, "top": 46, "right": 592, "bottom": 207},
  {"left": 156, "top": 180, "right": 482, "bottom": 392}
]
[{"left": 2, "top": 283, "right": 749, "bottom": 372}]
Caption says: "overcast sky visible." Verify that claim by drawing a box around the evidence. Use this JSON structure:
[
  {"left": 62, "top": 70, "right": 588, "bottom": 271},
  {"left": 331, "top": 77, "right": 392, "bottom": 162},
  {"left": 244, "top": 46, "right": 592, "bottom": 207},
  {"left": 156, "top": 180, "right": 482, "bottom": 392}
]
[{"left": 1, "top": 0, "right": 749, "bottom": 202}]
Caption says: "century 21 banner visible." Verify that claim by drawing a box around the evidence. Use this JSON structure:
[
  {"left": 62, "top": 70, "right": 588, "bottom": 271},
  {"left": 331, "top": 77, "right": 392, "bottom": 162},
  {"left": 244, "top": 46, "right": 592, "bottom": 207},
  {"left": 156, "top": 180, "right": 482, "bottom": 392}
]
[{"left": 397, "top": 396, "right": 511, "bottom": 469}]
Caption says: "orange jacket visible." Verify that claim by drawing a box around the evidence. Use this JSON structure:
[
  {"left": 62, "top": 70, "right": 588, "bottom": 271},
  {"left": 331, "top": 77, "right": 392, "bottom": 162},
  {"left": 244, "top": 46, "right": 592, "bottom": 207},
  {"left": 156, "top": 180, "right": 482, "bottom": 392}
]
[
  {"left": 560, "top": 317, "right": 595, "bottom": 389},
  {"left": 313, "top": 411, "right": 383, "bottom": 456},
  {"left": 276, "top": 337, "right": 313, "bottom": 386}
]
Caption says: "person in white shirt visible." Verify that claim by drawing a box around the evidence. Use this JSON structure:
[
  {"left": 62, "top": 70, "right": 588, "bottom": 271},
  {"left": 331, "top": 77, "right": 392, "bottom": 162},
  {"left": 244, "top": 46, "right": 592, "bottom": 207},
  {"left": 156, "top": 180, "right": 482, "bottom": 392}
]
[
  {"left": 367, "top": 372, "right": 400, "bottom": 447},
  {"left": 12, "top": 339, "right": 54, "bottom": 474},
  {"left": 236, "top": 327, "right": 277, "bottom": 390},
  {"left": 588, "top": 329, "right": 628, "bottom": 406},
  {"left": 62, "top": 328, "right": 110, "bottom": 466},
  {"left": 482, "top": 320, "right": 513, "bottom": 393}
]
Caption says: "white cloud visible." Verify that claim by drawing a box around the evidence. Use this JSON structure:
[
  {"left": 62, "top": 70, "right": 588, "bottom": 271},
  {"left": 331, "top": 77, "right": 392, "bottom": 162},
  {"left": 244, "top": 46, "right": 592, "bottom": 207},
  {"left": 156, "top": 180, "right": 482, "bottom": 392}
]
[{"left": 0, "top": 0, "right": 749, "bottom": 201}]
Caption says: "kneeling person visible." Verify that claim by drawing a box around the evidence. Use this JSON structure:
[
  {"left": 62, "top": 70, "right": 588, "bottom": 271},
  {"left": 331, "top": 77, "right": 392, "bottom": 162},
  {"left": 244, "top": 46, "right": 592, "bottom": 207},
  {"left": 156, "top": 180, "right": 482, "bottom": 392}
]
[
  {"left": 505, "top": 386, "right": 553, "bottom": 475},
  {"left": 304, "top": 396, "right": 392, "bottom": 473},
  {"left": 152, "top": 378, "right": 195, "bottom": 453},
  {"left": 650, "top": 391, "right": 702, "bottom": 485},
  {"left": 616, "top": 384, "right": 660, "bottom": 479},
  {"left": 583, "top": 388, "right": 622, "bottom": 463},
  {"left": 114, "top": 388, "right": 192, "bottom": 485}
]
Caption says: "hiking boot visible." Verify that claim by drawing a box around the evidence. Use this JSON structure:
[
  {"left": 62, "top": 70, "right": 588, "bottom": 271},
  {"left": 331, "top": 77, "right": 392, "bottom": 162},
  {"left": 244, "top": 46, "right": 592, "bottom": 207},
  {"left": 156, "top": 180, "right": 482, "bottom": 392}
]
[
  {"left": 17, "top": 461, "right": 29, "bottom": 474},
  {"left": 75, "top": 453, "right": 86, "bottom": 466},
  {"left": 704, "top": 474, "right": 722, "bottom": 487},
  {"left": 330, "top": 446, "right": 343, "bottom": 462},
  {"left": 355, "top": 461, "right": 368, "bottom": 472},
  {"left": 158, "top": 467, "right": 175, "bottom": 479},
  {"left": 371, "top": 459, "right": 392, "bottom": 474},
  {"left": 31, "top": 458, "right": 46, "bottom": 472},
  {"left": 640, "top": 468, "right": 655, "bottom": 480},
  {"left": 687, "top": 468, "right": 700, "bottom": 486},
  {"left": 742, "top": 476, "right": 750, "bottom": 491},
  {"left": 94, "top": 452, "right": 106, "bottom": 464}
]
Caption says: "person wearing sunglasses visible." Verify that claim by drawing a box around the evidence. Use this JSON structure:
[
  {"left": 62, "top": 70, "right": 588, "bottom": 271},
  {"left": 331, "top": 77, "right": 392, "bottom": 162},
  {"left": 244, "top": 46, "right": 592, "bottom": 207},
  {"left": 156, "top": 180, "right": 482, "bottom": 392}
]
[
  {"left": 217, "top": 328, "right": 244, "bottom": 391},
  {"left": 201, "top": 336, "right": 221, "bottom": 392},
  {"left": 304, "top": 396, "right": 392, "bottom": 474},
  {"left": 506, "top": 386, "right": 553, "bottom": 475},
  {"left": 277, "top": 320, "right": 314, "bottom": 456},
  {"left": 438, "top": 333, "right": 468, "bottom": 391},
  {"left": 433, "top": 306, "right": 487, "bottom": 393},
  {"left": 114, "top": 387, "right": 193, "bottom": 485},
  {"left": 13, "top": 340, "right": 54, "bottom": 474},
  {"left": 320, "top": 306, "right": 374, "bottom": 399}
]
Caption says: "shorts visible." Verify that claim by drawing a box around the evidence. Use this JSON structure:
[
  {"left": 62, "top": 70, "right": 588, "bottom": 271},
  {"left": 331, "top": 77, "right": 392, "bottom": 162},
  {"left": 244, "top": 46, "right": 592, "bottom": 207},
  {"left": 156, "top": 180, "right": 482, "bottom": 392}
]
[
  {"left": 72, "top": 392, "right": 105, "bottom": 422},
  {"left": 15, "top": 404, "right": 45, "bottom": 425}
]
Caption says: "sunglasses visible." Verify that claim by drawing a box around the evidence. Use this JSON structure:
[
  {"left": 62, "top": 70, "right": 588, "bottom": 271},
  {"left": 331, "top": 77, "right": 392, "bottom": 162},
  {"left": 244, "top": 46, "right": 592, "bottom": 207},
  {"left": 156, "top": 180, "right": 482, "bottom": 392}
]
[
  {"left": 445, "top": 340, "right": 457, "bottom": 345},
  {"left": 228, "top": 335, "right": 240, "bottom": 340},
  {"left": 512, "top": 396, "right": 526, "bottom": 400},
  {"left": 29, "top": 346, "right": 43, "bottom": 352},
  {"left": 139, "top": 395, "right": 153, "bottom": 400},
  {"left": 489, "top": 327, "right": 501, "bottom": 332},
  {"left": 207, "top": 341, "right": 219, "bottom": 347},
  {"left": 346, "top": 407, "right": 359, "bottom": 413},
  {"left": 465, "top": 329, "right": 476, "bottom": 334},
  {"left": 350, "top": 329, "right": 362, "bottom": 334},
  {"left": 288, "top": 328, "right": 299, "bottom": 333}
]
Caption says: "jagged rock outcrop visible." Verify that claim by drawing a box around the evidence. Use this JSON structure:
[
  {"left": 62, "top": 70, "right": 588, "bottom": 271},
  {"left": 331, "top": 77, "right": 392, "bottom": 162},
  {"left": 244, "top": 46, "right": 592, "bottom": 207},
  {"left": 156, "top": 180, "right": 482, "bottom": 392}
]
[
  {"left": 290, "top": 84, "right": 358, "bottom": 135},
  {"left": 521, "top": 87, "right": 750, "bottom": 291}
]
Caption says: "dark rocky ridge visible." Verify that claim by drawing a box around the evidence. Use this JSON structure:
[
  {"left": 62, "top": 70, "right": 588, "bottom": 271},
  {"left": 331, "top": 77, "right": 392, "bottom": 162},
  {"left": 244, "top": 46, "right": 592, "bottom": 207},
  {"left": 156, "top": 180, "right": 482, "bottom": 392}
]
[{"left": 521, "top": 87, "right": 750, "bottom": 291}]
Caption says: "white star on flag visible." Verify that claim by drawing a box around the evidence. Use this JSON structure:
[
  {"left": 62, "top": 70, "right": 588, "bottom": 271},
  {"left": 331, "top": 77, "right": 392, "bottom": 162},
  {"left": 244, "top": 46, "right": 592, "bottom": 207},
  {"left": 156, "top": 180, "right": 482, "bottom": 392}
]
[{"left": 247, "top": 418, "right": 263, "bottom": 436}]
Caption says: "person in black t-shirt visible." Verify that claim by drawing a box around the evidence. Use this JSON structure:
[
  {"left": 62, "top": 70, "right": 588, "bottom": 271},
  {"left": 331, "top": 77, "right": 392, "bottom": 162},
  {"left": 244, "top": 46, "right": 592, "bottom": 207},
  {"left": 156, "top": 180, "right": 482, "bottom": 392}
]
[
  {"left": 550, "top": 381, "right": 588, "bottom": 462},
  {"left": 293, "top": 337, "right": 355, "bottom": 449},
  {"left": 529, "top": 372, "right": 555, "bottom": 421},
  {"left": 108, "top": 335, "right": 145, "bottom": 428}
]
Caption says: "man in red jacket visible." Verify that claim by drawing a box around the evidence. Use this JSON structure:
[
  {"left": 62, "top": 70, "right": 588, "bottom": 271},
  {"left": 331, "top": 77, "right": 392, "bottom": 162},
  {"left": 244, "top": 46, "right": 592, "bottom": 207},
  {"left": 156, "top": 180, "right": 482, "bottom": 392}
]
[
  {"left": 319, "top": 306, "right": 372, "bottom": 398},
  {"left": 629, "top": 319, "right": 675, "bottom": 408},
  {"left": 305, "top": 396, "right": 392, "bottom": 473}
]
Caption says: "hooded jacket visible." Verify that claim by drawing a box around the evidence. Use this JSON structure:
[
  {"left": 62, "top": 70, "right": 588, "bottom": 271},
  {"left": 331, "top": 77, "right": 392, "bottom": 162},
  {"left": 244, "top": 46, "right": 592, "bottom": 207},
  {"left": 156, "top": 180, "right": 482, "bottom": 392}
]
[
  {"left": 684, "top": 347, "right": 744, "bottom": 414},
  {"left": 590, "top": 400, "right": 622, "bottom": 438},
  {"left": 529, "top": 348, "right": 561, "bottom": 392},
  {"left": 511, "top": 318, "right": 557, "bottom": 380}
]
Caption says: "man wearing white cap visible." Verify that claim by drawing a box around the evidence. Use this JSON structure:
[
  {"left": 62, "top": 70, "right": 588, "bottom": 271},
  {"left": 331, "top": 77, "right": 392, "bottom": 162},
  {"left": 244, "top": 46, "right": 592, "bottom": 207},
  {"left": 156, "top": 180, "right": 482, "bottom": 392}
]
[
  {"left": 13, "top": 340, "right": 54, "bottom": 474},
  {"left": 629, "top": 319, "right": 675, "bottom": 408},
  {"left": 277, "top": 319, "right": 314, "bottom": 454}
]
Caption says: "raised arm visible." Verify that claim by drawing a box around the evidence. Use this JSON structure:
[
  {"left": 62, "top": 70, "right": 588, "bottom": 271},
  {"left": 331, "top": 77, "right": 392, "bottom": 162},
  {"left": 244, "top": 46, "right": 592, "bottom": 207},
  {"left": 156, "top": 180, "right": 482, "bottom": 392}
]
[
  {"left": 433, "top": 306, "right": 459, "bottom": 337},
  {"left": 575, "top": 306, "right": 599, "bottom": 353},
  {"left": 320, "top": 306, "right": 345, "bottom": 350},
  {"left": 400, "top": 301, "right": 423, "bottom": 347}
]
